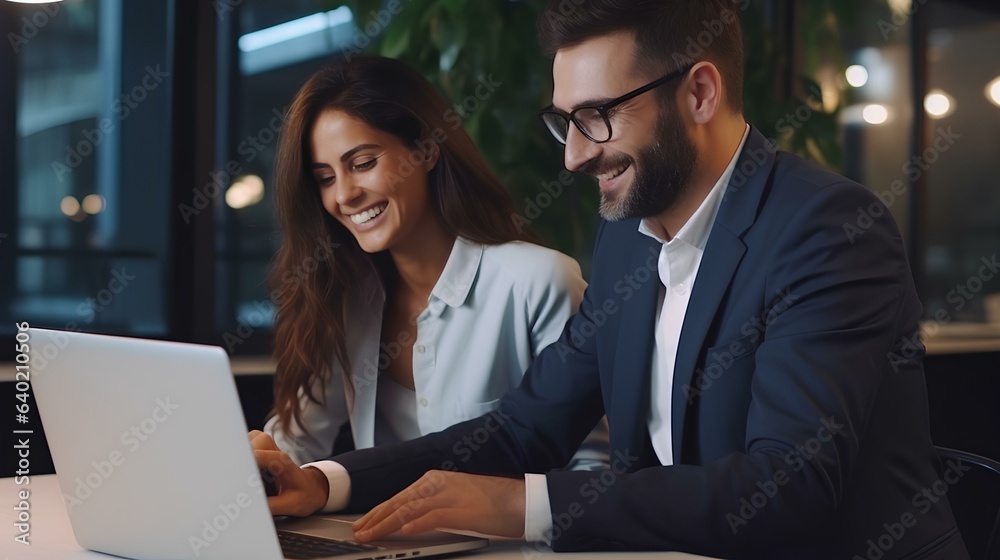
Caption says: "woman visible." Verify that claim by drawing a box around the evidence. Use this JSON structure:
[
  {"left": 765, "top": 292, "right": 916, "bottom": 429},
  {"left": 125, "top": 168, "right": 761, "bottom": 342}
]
[{"left": 263, "top": 56, "right": 608, "bottom": 470}]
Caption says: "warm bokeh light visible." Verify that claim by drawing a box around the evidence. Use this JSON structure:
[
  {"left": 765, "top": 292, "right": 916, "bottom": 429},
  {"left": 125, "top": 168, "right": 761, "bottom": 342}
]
[
  {"left": 846, "top": 65, "right": 869, "bottom": 88},
  {"left": 862, "top": 104, "right": 889, "bottom": 125},
  {"left": 60, "top": 196, "right": 80, "bottom": 217},
  {"left": 987, "top": 77, "right": 1000, "bottom": 108},
  {"left": 924, "top": 90, "right": 953, "bottom": 118},
  {"left": 82, "top": 194, "right": 106, "bottom": 215},
  {"left": 225, "top": 175, "right": 265, "bottom": 209},
  {"left": 887, "top": 0, "right": 913, "bottom": 15}
]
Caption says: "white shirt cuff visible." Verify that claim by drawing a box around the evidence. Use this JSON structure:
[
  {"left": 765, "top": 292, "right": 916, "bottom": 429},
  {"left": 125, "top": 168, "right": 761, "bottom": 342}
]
[
  {"left": 301, "top": 460, "right": 351, "bottom": 513},
  {"left": 523, "top": 473, "right": 553, "bottom": 543}
]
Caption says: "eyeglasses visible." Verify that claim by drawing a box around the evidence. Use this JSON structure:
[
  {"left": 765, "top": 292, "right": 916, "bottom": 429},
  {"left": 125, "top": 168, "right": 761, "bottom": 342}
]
[{"left": 538, "top": 64, "right": 694, "bottom": 145}]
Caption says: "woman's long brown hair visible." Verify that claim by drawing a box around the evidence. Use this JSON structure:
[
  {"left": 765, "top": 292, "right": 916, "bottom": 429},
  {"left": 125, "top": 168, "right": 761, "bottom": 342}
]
[{"left": 270, "top": 56, "right": 536, "bottom": 437}]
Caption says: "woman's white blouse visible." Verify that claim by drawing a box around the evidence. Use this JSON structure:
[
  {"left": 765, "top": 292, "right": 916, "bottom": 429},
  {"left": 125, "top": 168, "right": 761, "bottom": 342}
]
[{"left": 265, "top": 237, "right": 609, "bottom": 469}]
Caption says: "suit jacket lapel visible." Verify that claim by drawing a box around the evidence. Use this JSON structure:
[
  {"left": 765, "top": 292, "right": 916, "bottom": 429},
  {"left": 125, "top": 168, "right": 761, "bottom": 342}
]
[
  {"left": 610, "top": 235, "right": 661, "bottom": 462},
  {"left": 670, "top": 127, "right": 775, "bottom": 462}
]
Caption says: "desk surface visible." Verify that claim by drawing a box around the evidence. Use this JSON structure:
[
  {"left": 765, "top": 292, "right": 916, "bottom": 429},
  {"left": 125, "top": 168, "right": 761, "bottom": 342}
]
[{"left": 3, "top": 475, "right": 715, "bottom": 559}]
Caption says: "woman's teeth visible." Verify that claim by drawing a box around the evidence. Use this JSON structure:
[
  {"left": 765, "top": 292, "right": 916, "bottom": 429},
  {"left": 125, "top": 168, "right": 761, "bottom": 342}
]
[
  {"left": 350, "top": 203, "right": 387, "bottom": 225},
  {"left": 597, "top": 164, "right": 629, "bottom": 182}
]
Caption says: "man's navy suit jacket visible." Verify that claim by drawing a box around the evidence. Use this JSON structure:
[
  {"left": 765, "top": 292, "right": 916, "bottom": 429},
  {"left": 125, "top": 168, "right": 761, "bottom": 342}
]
[{"left": 331, "top": 128, "right": 968, "bottom": 559}]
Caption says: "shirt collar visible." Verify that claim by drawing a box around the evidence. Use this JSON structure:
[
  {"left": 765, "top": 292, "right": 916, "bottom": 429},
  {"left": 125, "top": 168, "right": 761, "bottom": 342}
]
[
  {"left": 639, "top": 124, "right": 750, "bottom": 248},
  {"left": 357, "top": 237, "right": 484, "bottom": 314},
  {"left": 429, "top": 237, "right": 483, "bottom": 311}
]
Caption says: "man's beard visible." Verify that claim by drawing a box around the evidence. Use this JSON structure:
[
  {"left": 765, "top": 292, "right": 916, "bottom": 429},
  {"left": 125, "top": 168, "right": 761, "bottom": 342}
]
[{"left": 594, "top": 108, "right": 698, "bottom": 221}]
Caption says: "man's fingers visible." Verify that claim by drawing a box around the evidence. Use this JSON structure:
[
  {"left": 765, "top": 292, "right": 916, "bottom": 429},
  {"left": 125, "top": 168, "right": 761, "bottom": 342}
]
[
  {"left": 354, "top": 488, "right": 421, "bottom": 532},
  {"left": 361, "top": 507, "right": 464, "bottom": 541},
  {"left": 355, "top": 512, "right": 405, "bottom": 542},
  {"left": 354, "top": 495, "right": 418, "bottom": 536},
  {"left": 399, "top": 508, "right": 464, "bottom": 535},
  {"left": 355, "top": 494, "right": 441, "bottom": 541}
]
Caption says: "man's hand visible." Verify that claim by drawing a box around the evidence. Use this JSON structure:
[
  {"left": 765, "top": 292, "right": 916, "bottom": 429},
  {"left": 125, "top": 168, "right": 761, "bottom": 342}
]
[
  {"left": 249, "top": 430, "right": 329, "bottom": 517},
  {"left": 351, "top": 471, "right": 525, "bottom": 542}
]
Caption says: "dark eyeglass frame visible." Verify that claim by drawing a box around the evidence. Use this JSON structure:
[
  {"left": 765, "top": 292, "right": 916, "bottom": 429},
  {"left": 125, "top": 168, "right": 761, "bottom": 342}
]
[{"left": 538, "top": 63, "right": 695, "bottom": 144}]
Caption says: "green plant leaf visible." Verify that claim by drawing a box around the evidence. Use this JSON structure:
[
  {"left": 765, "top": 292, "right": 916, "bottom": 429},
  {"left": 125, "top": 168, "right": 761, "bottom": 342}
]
[
  {"left": 438, "top": 0, "right": 465, "bottom": 18},
  {"left": 380, "top": 24, "right": 412, "bottom": 58}
]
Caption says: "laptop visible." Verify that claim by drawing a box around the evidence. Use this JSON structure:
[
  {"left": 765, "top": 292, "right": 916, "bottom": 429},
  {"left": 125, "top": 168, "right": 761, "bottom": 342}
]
[{"left": 29, "top": 327, "right": 488, "bottom": 560}]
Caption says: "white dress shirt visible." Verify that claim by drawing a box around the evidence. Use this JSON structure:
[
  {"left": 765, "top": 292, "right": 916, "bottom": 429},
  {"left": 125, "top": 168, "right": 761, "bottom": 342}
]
[
  {"left": 524, "top": 125, "right": 750, "bottom": 542},
  {"left": 266, "top": 237, "right": 611, "bottom": 511}
]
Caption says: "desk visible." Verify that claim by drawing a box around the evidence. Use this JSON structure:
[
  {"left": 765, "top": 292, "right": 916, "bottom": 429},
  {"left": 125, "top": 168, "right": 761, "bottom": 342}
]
[{"left": 2, "top": 475, "right": 716, "bottom": 559}]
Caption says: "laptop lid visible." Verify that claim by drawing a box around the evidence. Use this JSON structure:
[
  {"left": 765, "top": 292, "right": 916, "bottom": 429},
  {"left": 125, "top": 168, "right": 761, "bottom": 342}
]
[
  {"left": 30, "top": 327, "right": 287, "bottom": 560},
  {"left": 29, "top": 328, "right": 488, "bottom": 560}
]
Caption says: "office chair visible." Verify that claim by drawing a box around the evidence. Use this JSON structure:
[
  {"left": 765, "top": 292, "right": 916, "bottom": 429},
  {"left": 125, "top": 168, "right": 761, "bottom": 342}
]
[{"left": 936, "top": 446, "right": 1000, "bottom": 560}]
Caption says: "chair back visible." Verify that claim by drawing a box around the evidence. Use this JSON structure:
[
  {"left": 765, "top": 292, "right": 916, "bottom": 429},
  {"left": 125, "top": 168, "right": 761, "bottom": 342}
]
[{"left": 936, "top": 446, "right": 1000, "bottom": 560}]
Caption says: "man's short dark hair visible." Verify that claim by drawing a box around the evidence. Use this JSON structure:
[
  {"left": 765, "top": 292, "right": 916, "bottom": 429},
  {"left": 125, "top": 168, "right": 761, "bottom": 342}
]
[{"left": 537, "top": 0, "right": 745, "bottom": 113}]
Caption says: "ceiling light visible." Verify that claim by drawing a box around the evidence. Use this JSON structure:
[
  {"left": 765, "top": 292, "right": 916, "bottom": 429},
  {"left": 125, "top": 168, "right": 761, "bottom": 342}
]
[
  {"left": 846, "top": 65, "right": 869, "bottom": 88},
  {"left": 924, "top": 90, "right": 954, "bottom": 119},
  {"left": 60, "top": 196, "right": 79, "bottom": 217},
  {"left": 82, "top": 194, "right": 106, "bottom": 215},
  {"left": 862, "top": 104, "right": 889, "bottom": 125},
  {"left": 226, "top": 175, "right": 265, "bottom": 209},
  {"left": 987, "top": 77, "right": 1000, "bottom": 108}
]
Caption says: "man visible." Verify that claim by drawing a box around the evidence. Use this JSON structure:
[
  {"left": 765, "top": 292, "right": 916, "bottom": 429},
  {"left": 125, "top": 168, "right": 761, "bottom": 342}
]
[{"left": 252, "top": 1, "right": 968, "bottom": 557}]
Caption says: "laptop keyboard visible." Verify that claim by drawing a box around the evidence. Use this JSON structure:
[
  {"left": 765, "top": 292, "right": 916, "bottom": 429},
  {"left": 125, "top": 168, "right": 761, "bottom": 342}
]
[{"left": 278, "top": 530, "right": 382, "bottom": 559}]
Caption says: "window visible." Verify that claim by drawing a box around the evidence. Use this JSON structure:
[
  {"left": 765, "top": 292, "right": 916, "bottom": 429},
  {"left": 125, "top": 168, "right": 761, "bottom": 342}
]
[
  {"left": 1, "top": 0, "right": 173, "bottom": 351},
  {"left": 213, "top": 1, "right": 357, "bottom": 351},
  {"left": 919, "top": 1, "right": 1000, "bottom": 323}
]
